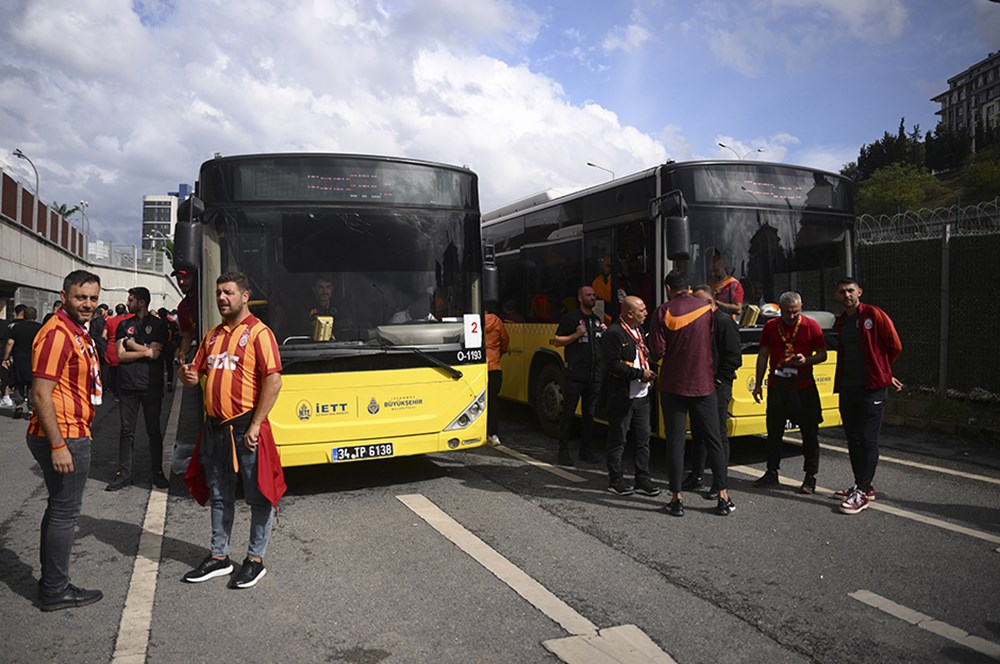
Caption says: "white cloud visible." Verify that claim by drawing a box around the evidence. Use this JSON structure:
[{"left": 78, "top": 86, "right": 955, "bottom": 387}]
[
  {"left": 0, "top": 0, "right": 667, "bottom": 240},
  {"left": 770, "top": 0, "right": 908, "bottom": 42},
  {"left": 602, "top": 23, "right": 653, "bottom": 54}
]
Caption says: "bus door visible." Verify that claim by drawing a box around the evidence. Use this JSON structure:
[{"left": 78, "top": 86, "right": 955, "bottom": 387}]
[{"left": 612, "top": 221, "right": 657, "bottom": 434}]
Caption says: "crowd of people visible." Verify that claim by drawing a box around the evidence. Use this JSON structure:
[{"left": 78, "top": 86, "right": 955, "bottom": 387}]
[
  {"left": 11, "top": 260, "right": 901, "bottom": 614},
  {"left": 16, "top": 267, "right": 283, "bottom": 612},
  {"left": 552, "top": 270, "right": 903, "bottom": 520}
]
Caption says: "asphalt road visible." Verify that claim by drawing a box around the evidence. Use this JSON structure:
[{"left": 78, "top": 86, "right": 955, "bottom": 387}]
[{"left": 1, "top": 388, "right": 999, "bottom": 664}]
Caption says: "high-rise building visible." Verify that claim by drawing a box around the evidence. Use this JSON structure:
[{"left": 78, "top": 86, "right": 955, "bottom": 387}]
[
  {"left": 932, "top": 51, "right": 1000, "bottom": 138},
  {"left": 141, "top": 194, "right": 177, "bottom": 252}
]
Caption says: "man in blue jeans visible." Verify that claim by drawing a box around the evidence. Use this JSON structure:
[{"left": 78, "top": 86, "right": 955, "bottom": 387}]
[{"left": 25, "top": 270, "right": 104, "bottom": 611}]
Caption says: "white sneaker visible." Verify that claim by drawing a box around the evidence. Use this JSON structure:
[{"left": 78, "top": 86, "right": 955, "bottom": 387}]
[
  {"left": 0, "top": 395, "right": 13, "bottom": 408},
  {"left": 487, "top": 434, "right": 501, "bottom": 446}
]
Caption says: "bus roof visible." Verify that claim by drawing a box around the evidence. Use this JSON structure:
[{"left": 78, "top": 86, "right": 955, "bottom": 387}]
[
  {"left": 482, "top": 159, "right": 850, "bottom": 226},
  {"left": 197, "top": 152, "right": 476, "bottom": 177}
]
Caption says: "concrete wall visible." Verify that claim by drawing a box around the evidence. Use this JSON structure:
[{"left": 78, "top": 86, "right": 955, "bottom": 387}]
[{"left": 1, "top": 167, "right": 182, "bottom": 316}]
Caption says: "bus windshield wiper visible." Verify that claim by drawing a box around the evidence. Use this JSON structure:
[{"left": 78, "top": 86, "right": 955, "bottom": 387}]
[{"left": 384, "top": 345, "right": 463, "bottom": 380}]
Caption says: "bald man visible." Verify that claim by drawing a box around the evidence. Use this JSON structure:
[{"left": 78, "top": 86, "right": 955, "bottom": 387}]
[{"left": 600, "top": 296, "right": 659, "bottom": 497}]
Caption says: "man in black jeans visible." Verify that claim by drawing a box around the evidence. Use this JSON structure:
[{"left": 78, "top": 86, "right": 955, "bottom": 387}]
[
  {"left": 107, "top": 287, "right": 169, "bottom": 491},
  {"left": 682, "top": 285, "right": 743, "bottom": 497},
  {"left": 601, "top": 296, "right": 659, "bottom": 496},
  {"left": 832, "top": 278, "right": 902, "bottom": 515},
  {"left": 553, "top": 285, "right": 606, "bottom": 466}
]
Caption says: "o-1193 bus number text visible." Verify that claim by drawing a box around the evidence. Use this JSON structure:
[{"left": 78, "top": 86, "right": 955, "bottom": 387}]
[
  {"left": 456, "top": 349, "right": 483, "bottom": 362},
  {"left": 331, "top": 443, "right": 394, "bottom": 462}
]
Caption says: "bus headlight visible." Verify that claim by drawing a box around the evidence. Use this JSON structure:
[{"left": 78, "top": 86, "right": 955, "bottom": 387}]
[{"left": 444, "top": 390, "right": 487, "bottom": 431}]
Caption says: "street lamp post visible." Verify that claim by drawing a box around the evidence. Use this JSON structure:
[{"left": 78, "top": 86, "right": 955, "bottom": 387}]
[
  {"left": 12, "top": 149, "right": 39, "bottom": 200},
  {"left": 13, "top": 148, "right": 40, "bottom": 232},
  {"left": 586, "top": 162, "right": 615, "bottom": 180},
  {"left": 78, "top": 200, "right": 90, "bottom": 235},
  {"left": 718, "top": 142, "right": 765, "bottom": 160},
  {"left": 143, "top": 229, "right": 172, "bottom": 272},
  {"left": 77, "top": 200, "right": 90, "bottom": 257}
]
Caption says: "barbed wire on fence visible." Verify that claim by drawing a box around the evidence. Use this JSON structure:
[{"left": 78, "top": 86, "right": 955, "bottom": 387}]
[{"left": 857, "top": 197, "right": 1000, "bottom": 244}]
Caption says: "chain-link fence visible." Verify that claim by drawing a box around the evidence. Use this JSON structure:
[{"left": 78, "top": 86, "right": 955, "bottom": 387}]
[{"left": 857, "top": 198, "right": 1000, "bottom": 397}]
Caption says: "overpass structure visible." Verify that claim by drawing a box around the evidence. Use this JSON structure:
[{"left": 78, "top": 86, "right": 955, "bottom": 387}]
[{"left": 1, "top": 166, "right": 183, "bottom": 316}]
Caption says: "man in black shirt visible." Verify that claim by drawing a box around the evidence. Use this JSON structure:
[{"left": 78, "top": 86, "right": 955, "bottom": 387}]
[
  {"left": 684, "top": 285, "right": 743, "bottom": 496},
  {"left": 2, "top": 306, "right": 42, "bottom": 419},
  {"left": 107, "top": 287, "right": 169, "bottom": 491},
  {"left": 553, "top": 285, "right": 606, "bottom": 466},
  {"left": 601, "top": 296, "right": 659, "bottom": 496},
  {"left": 0, "top": 303, "right": 26, "bottom": 408}
]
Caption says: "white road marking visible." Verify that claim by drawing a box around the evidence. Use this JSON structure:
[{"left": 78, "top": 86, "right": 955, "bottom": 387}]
[
  {"left": 782, "top": 434, "right": 1000, "bottom": 486},
  {"left": 111, "top": 391, "right": 182, "bottom": 664},
  {"left": 397, "top": 493, "right": 675, "bottom": 663},
  {"left": 729, "top": 465, "right": 1000, "bottom": 548},
  {"left": 849, "top": 590, "right": 1000, "bottom": 660},
  {"left": 494, "top": 444, "right": 588, "bottom": 483}
]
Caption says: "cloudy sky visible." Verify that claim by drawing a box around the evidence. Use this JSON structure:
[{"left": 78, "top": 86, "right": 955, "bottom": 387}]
[{"left": 2, "top": 0, "right": 999, "bottom": 244}]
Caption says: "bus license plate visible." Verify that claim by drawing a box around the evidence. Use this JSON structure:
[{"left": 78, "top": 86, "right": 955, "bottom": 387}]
[{"left": 331, "top": 443, "right": 394, "bottom": 462}]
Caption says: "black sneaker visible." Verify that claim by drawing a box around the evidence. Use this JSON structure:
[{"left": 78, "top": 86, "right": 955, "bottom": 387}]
[
  {"left": 705, "top": 484, "right": 720, "bottom": 500},
  {"left": 182, "top": 556, "right": 234, "bottom": 583},
  {"left": 39, "top": 584, "right": 103, "bottom": 612},
  {"left": 667, "top": 499, "right": 684, "bottom": 517},
  {"left": 557, "top": 450, "right": 574, "bottom": 466},
  {"left": 681, "top": 473, "right": 704, "bottom": 491},
  {"left": 716, "top": 498, "right": 736, "bottom": 516},
  {"left": 799, "top": 474, "right": 817, "bottom": 494},
  {"left": 753, "top": 470, "right": 779, "bottom": 488},
  {"left": 607, "top": 479, "right": 634, "bottom": 496},
  {"left": 634, "top": 478, "right": 661, "bottom": 497},
  {"left": 106, "top": 469, "right": 132, "bottom": 492},
  {"left": 230, "top": 558, "right": 267, "bottom": 589},
  {"left": 152, "top": 470, "right": 170, "bottom": 489},
  {"left": 578, "top": 450, "right": 600, "bottom": 464}
]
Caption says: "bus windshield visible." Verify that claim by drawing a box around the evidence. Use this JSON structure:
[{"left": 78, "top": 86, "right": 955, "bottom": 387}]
[
  {"left": 677, "top": 206, "right": 851, "bottom": 316},
  {"left": 211, "top": 206, "right": 482, "bottom": 353}
]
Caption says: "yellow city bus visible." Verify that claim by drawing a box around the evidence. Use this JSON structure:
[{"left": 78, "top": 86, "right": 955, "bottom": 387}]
[
  {"left": 481, "top": 160, "right": 855, "bottom": 439},
  {"left": 174, "top": 153, "right": 489, "bottom": 466}
]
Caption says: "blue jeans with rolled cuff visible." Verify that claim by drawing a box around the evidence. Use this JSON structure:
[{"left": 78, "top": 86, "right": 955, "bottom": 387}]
[{"left": 202, "top": 414, "right": 274, "bottom": 559}]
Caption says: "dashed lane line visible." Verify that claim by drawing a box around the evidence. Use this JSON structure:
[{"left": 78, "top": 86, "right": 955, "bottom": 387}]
[
  {"left": 849, "top": 590, "right": 1000, "bottom": 660},
  {"left": 397, "top": 493, "right": 676, "bottom": 663},
  {"left": 728, "top": 464, "right": 1000, "bottom": 549},
  {"left": 783, "top": 434, "right": 1000, "bottom": 486},
  {"left": 111, "top": 392, "right": 181, "bottom": 664}
]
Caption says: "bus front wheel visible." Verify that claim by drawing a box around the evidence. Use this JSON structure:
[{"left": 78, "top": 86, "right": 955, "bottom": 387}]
[{"left": 534, "top": 363, "right": 563, "bottom": 439}]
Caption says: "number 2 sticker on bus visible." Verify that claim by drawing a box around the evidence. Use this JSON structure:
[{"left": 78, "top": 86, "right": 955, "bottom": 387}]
[{"left": 464, "top": 314, "right": 482, "bottom": 348}]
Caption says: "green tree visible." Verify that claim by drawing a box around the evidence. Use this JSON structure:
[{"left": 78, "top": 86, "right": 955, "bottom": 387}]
[
  {"left": 962, "top": 160, "right": 1000, "bottom": 202},
  {"left": 856, "top": 117, "right": 925, "bottom": 181},
  {"left": 51, "top": 201, "right": 80, "bottom": 218},
  {"left": 856, "top": 163, "right": 947, "bottom": 216},
  {"left": 926, "top": 124, "right": 972, "bottom": 172},
  {"left": 840, "top": 160, "right": 859, "bottom": 182}
]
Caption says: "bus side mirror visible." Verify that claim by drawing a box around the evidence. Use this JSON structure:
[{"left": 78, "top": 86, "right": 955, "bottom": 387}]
[
  {"left": 482, "top": 264, "right": 499, "bottom": 305},
  {"left": 173, "top": 196, "right": 205, "bottom": 273},
  {"left": 666, "top": 215, "right": 690, "bottom": 261},
  {"left": 172, "top": 221, "right": 202, "bottom": 273},
  {"left": 176, "top": 196, "right": 205, "bottom": 224}
]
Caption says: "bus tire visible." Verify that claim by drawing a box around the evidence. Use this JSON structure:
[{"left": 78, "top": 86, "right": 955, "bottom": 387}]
[{"left": 534, "top": 363, "right": 563, "bottom": 439}]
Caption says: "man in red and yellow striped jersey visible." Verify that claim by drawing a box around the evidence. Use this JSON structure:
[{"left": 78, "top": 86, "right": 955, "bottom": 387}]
[
  {"left": 180, "top": 271, "right": 284, "bottom": 589},
  {"left": 27, "top": 270, "right": 104, "bottom": 611}
]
